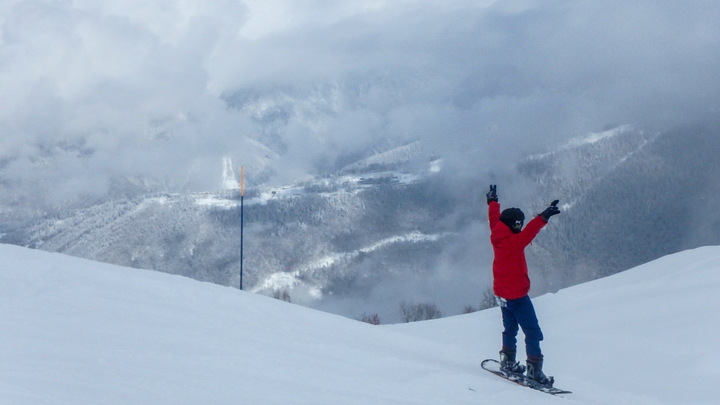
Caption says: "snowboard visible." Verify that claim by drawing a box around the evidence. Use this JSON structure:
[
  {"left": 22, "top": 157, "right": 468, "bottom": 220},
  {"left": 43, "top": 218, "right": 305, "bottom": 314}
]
[{"left": 481, "top": 359, "right": 572, "bottom": 395}]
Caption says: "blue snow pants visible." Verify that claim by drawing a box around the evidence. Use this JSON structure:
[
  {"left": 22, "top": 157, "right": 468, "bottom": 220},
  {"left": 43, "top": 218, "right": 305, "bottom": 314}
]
[{"left": 500, "top": 295, "right": 544, "bottom": 359}]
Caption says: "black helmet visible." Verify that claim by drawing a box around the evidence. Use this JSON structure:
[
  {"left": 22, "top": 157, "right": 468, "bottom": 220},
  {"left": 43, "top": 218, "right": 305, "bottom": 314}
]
[{"left": 500, "top": 208, "right": 525, "bottom": 233}]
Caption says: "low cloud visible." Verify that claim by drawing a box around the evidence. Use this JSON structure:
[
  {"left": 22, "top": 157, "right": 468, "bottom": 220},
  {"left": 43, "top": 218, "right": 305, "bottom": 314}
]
[{"left": 1, "top": 0, "right": 718, "bottom": 208}]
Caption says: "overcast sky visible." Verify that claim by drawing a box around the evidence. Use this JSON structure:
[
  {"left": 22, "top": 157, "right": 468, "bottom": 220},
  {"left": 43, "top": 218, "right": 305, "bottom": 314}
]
[{"left": 1, "top": 0, "right": 718, "bottom": 206}]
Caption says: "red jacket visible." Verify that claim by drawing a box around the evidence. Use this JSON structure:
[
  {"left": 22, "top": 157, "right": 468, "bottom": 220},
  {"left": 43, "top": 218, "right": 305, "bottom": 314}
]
[{"left": 488, "top": 201, "right": 547, "bottom": 300}]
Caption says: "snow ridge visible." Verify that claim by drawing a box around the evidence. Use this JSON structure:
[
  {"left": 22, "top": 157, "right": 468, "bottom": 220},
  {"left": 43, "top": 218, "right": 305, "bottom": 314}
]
[{"left": 252, "top": 230, "right": 450, "bottom": 298}]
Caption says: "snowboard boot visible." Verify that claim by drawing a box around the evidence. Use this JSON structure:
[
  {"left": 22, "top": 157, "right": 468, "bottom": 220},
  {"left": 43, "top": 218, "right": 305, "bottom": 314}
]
[
  {"left": 526, "top": 357, "right": 554, "bottom": 387},
  {"left": 499, "top": 348, "right": 525, "bottom": 375}
]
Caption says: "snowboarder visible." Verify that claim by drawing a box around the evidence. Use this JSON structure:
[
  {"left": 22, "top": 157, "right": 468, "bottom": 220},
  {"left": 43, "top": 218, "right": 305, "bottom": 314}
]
[{"left": 486, "top": 184, "right": 560, "bottom": 386}]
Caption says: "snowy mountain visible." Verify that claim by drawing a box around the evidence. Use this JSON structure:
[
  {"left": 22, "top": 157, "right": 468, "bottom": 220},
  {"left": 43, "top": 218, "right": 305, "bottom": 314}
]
[
  {"left": 522, "top": 123, "right": 720, "bottom": 289},
  {"left": 1, "top": 242, "right": 718, "bottom": 404},
  {"left": 0, "top": 140, "right": 464, "bottom": 319},
  {"left": 2, "top": 123, "right": 720, "bottom": 322}
]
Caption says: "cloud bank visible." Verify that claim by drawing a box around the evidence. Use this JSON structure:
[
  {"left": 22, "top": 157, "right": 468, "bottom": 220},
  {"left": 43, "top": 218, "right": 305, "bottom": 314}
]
[{"left": 1, "top": 0, "right": 718, "bottom": 207}]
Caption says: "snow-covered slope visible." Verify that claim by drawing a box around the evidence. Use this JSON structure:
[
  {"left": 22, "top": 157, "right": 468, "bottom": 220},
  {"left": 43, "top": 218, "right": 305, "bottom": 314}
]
[{"left": 1, "top": 243, "right": 718, "bottom": 404}]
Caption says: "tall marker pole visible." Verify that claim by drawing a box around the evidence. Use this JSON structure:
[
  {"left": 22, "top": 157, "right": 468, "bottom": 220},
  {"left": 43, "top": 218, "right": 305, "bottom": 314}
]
[{"left": 239, "top": 166, "right": 245, "bottom": 291}]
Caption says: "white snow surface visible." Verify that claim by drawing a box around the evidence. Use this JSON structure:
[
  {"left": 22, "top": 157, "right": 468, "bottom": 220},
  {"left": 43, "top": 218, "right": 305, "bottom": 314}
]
[{"left": 1, "top": 243, "right": 718, "bottom": 404}]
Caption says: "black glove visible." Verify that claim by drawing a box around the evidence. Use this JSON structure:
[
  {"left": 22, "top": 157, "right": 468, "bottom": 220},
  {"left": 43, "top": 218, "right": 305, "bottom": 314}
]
[
  {"left": 486, "top": 184, "right": 498, "bottom": 204},
  {"left": 540, "top": 200, "right": 560, "bottom": 221}
]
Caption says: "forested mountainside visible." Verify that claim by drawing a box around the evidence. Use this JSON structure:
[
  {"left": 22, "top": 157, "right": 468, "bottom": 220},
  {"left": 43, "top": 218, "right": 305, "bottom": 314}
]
[{"left": 3, "top": 124, "right": 720, "bottom": 320}]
